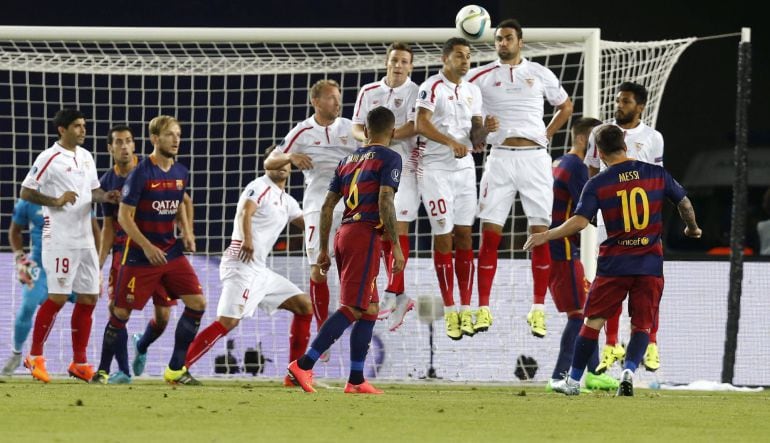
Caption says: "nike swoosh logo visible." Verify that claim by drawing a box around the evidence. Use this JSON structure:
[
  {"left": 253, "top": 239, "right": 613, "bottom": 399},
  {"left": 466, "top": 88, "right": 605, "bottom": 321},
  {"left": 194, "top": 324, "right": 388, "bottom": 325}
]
[
  {"left": 534, "top": 265, "right": 550, "bottom": 270},
  {"left": 151, "top": 183, "right": 161, "bottom": 188}
]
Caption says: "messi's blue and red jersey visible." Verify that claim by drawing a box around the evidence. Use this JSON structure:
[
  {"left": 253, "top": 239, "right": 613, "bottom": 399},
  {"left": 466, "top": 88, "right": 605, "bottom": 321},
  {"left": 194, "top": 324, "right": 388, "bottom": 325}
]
[
  {"left": 574, "top": 160, "right": 687, "bottom": 277},
  {"left": 549, "top": 153, "right": 588, "bottom": 261},
  {"left": 100, "top": 156, "right": 139, "bottom": 253},
  {"left": 120, "top": 155, "right": 188, "bottom": 265},
  {"left": 329, "top": 145, "right": 402, "bottom": 227}
]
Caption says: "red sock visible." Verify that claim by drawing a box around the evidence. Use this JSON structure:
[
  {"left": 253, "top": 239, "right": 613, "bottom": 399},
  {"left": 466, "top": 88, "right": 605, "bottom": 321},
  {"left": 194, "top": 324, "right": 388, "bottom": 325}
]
[
  {"left": 604, "top": 310, "right": 620, "bottom": 346},
  {"left": 71, "top": 302, "right": 95, "bottom": 363},
  {"left": 310, "top": 279, "right": 330, "bottom": 331},
  {"left": 289, "top": 313, "right": 312, "bottom": 363},
  {"left": 531, "top": 243, "right": 551, "bottom": 305},
  {"left": 386, "top": 235, "right": 410, "bottom": 294},
  {"left": 185, "top": 320, "right": 228, "bottom": 368},
  {"left": 30, "top": 298, "right": 64, "bottom": 356},
  {"left": 650, "top": 315, "right": 658, "bottom": 344},
  {"left": 434, "top": 251, "right": 454, "bottom": 306},
  {"left": 477, "top": 230, "right": 501, "bottom": 306},
  {"left": 455, "top": 249, "right": 474, "bottom": 306}
]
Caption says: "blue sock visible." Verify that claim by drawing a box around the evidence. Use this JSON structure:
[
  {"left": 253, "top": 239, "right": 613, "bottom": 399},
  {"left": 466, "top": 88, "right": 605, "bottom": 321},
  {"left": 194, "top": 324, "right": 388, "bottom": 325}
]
[
  {"left": 298, "top": 309, "right": 354, "bottom": 370},
  {"left": 348, "top": 316, "right": 376, "bottom": 385},
  {"left": 587, "top": 346, "right": 600, "bottom": 374},
  {"left": 114, "top": 325, "right": 129, "bottom": 375},
  {"left": 13, "top": 296, "right": 38, "bottom": 352},
  {"left": 99, "top": 315, "right": 127, "bottom": 373},
  {"left": 137, "top": 320, "right": 164, "bottom": 355},
  {"left": 623, "top": 330, "right": 650, "bottom": 373},
  {"left": 552, "top": 317, "right": 582, "bottom": 379},
  {"left": 569, "top": 333, "right": 599, "bottom": 381},
  {"left": 169, "top": 308, "right": 204, "bottom": 371}
]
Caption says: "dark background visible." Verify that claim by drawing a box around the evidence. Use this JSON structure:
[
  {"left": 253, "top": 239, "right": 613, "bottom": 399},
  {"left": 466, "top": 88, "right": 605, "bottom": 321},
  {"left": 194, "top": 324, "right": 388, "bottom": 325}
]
[{"left": 3, "top": 0, "right": 767, "bottom": 254}]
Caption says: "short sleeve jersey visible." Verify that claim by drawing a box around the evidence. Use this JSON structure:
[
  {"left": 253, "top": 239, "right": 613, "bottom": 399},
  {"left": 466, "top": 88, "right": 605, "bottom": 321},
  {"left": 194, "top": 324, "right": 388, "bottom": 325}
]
[
  {"left": 275, "top": 116, "right": 359, "bottom": 213},
  {"left": 549, "top": 153, "right": 588, "bottom": 261},
  {"left": 574, "top": 160, "right": 687, "bottom": 276},
  {"left": 222, "top": 175, "right": 302, "bottom": 269},
  {"left": 468, "top": 58, "right": 569, "bottom": 147},
  {"left": 415, "top": 71, "right": 483, "bottom": 171},
  {"left": 329, "top": 145, "right": 402, "bottom": 227},
  {"left": 585, "top": 121, "right": 664, "bottom": 170},
  {"left": 100, "top": 156, "right": 139, "bottom": 253},
  {"left": 120, "top": 156, "right": 188, "bottom": 265},
  {"left": 11, "top": 199, "right": 45, "bottom": 264},
  {"left": 21, "top": 143, "right": 100, "bottom": 249},
  {"left": 352, "top": 77, "right": 420, "bottom": 174}
]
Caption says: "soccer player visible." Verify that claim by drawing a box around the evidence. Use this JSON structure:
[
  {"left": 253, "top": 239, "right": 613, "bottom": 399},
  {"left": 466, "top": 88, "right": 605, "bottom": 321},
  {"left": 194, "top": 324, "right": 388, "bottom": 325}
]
[
  {"left": 585, "top": 82, "right": 665, "bottom": 373},
  {"left": 524, "top": 124, "right": 701, "bottom": 396},
  {"left": 414, "top": 37, "right": 491, "bottom": 340},
  {"left": 287, "top": 106, "right": 403, "bottom": 394},
  {"left": 184, "top": 147, "right": 313, "bottom": 388},
  {"left": 91, "top": 125, "right": 192, "bottom": 384},
  {"left": 20, "top": 109, "right": 121, "bottom": 383},
  {"left": 545, "top": 117, "right": 618, "bottom": 392},
  {"left": 111, "top": 115, "right": 206, "bottom": 385},
  {"left": 468, "top": 18, "right": 574, "bottom": 338},
  {"left": 351, "top": 42, "right": 419, "bottom": 331},
  {"left": 265, "top": 79, "right": 359, "bottom": 341},
  {"left": 2, "top": 200, "right": 99, "bottom": 375}
]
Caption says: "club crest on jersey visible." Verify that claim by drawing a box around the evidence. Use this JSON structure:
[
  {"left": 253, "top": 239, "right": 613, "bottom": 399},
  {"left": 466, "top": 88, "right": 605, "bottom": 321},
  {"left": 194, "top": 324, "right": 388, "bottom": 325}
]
[
  {"left": 339, "top": 136, "right": 349, "bottom": 145},
  {"left": 393, "top": 98, "right": 403, "bottom": 108},
  {"left": 494, "top": 81, "right": 502, "bottom": 87},
  {"left": 525, "top": 78, "right": 535, "bottom": 87},
  {"left": 634, "top": 142, "right": 645, "bottom": 151},
  {"left": 373, "top": 100, "right": 380, "bottom": 105},
  {"left": 176, "top": 179, "right": 184, "bottom": 190}
]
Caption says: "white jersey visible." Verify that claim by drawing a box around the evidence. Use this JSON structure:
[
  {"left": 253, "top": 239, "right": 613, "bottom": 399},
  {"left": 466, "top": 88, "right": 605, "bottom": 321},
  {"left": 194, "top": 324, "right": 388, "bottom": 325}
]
[
  {"left": 416, "top": 71, "right": 483, "bottom": 171},
  {"left": 352, "top": 77, "right": 419, "bottom": 174},
  {"left": 21, "top": 142, "right": 100, "bottom": 249},
  {"left": 467, "top": 58, "right": 569, "bottom": 148},
  {"left": 221, "top": 175, "right": 302, "bottom": 269},
  {"left": 275, "top": 116, "right": 359, "bottom": 212},
  {"left": 585, "top": 120, "right": 664, "bottom": 171}
]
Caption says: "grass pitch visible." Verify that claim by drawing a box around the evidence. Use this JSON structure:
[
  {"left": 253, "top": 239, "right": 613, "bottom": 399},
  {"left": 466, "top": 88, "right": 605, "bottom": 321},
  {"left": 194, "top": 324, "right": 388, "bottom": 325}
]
[{"left": 0, "top": 377, "right": 768, "bottom": 442}]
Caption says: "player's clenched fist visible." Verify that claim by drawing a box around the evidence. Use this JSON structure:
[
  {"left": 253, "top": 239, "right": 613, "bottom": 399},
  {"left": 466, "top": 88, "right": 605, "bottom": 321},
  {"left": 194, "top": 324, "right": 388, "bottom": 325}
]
[{"left": 55, "top": 190, "right": 78, "bottom": 207}]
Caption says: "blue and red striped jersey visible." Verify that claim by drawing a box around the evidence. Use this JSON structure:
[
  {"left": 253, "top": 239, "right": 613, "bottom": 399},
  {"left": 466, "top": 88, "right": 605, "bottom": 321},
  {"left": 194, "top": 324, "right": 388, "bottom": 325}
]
[
  {"left": 120, "top": 156, "right": 188, "bottom": 265},
  {"left": 329, "top": 145, "right": 402, "bottom": 227},
  {"left": 100, "top": 156, "right": 139, "bottom": 253},
  {"left": 574, "top": 160, "right": 687, "bottom": 276},
  {"left": 549, "top": 153, "right": 588, "bottom": 261}
]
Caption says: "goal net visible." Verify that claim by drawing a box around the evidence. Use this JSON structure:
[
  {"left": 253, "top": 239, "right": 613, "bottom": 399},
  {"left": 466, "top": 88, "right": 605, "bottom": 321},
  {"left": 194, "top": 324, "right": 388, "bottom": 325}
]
[{"left": 0, "top": 26, "right": 700, "bottom": 383}]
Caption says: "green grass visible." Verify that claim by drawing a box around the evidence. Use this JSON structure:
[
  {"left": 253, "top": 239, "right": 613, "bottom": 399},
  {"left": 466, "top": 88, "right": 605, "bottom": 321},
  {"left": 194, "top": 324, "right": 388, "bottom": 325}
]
[{"left": 1, "top": 378, "right": 768, "bottom": 442}]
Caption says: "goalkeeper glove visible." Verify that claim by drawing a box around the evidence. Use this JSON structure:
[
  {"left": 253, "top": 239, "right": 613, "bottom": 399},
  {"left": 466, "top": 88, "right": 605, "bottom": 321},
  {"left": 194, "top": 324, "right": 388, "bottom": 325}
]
[{"left": 14, "top": 251, "right": 36, "bottom": 288}]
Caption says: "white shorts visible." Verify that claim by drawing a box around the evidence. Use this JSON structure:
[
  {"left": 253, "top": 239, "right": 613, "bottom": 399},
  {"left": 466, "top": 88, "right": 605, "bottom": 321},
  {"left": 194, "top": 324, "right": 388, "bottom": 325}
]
[
  {"left": 419, "top": 167, "right": 477, "bottom": 235},
  {"left": 395, "top": 172, "right": 421, "bottom": 223},
  {"left": 42, "top": 246, "right": 100, "bottom": 295},
  {"left": 218, "top": 264, "right": 303, "bottom": 318},
  {"left": 304, "top": 209, "right": 342, "bottom": 265},
  {"left": 478, "top": 147, "right": 553, "bottom": 227}
]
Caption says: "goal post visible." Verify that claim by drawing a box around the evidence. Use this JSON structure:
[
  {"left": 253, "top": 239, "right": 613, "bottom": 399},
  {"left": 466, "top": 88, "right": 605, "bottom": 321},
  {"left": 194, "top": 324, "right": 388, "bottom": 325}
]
[{"left": 0, "top": 26, "right": 698, "bottom": 381}]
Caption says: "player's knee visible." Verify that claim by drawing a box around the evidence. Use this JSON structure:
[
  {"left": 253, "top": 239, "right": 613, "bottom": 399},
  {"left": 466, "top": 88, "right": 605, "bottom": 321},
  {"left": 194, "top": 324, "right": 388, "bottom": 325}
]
[
  {"left": 113, "top": 307, "right": 131, "bottom": 321},
  {"left": 184, "top": 294, "right": 206, "bottom": 311},
  {"left": 154, "top": 308, "right": 171, "bottom": 329},
  {"left": 76, "top": 293, "right": 98, "bottom": 305},
  {"left": 285, "top": 294, "right": 313, "bottom": 315},
  {"left": 216, "top": 316, "right": 239, "bottom": 331}
]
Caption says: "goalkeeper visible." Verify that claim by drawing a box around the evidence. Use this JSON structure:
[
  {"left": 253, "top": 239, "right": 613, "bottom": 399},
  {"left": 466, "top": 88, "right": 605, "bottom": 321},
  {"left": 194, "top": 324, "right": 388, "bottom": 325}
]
[{"left": 2, "top": 198, "right": 99, "bottom": 375}]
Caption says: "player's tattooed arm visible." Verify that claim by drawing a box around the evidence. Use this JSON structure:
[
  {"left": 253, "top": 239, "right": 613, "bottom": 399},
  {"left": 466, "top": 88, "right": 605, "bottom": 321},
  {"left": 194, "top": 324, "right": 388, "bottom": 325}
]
[
  {"left": 677, "top": 196, "right": 702, "bottom": 238},
  {"left": 92, "top": 187, "right": 121, "bottom": 204},
  {"left": 378, "top": 186, "right": 399, "bottom": 245},
  {"left": 379, "top": 185, "right": 404, "bottom": 273},
  {"left": 20, "top": 186, "right": 76, "bottom": 208},
  {"left": 317, "top": 191, "right": 342, "bottom": 274},
  {"left": 470, "top": 116, "right": 489, "bottom": 152}
]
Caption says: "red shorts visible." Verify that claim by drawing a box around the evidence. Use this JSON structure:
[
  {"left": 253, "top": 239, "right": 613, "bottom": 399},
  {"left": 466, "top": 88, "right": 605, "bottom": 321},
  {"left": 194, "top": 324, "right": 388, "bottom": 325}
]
[
  {"left": 109, "top": 250, "right": 176, "bottom": 307},
  {"left": 115, "top": 255, "right": 202, "bottom": 310},
  {"left": 548, "top": 260, "right": 587, "bottom": 313},
  {"left": 584, "top": 275, "right": 664, "bottom": 330},
  {"left": 334, "top": 223, "right": 381, "bottom": 310}
]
